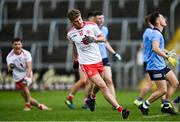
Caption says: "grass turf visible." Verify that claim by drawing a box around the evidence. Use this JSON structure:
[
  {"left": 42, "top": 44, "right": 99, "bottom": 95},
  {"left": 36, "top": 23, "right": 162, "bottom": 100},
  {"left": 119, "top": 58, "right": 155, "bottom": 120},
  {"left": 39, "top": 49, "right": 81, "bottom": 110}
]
[{"left": 0, "top": 90, "right": 180, "bottom": 121}]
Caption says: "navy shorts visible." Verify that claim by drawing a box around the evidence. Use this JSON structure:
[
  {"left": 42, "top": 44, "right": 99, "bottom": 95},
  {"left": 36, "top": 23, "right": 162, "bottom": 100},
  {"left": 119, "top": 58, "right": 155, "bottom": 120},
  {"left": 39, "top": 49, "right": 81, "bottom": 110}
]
[
  {"left": 147, "top": 66, "right": 170, "bottom": 81},
  {"left": 143, "top": 62, "right": 148, "bottom": 73},
  {"left": 102, "top": 58, "right": 110, "bottom": 66}
]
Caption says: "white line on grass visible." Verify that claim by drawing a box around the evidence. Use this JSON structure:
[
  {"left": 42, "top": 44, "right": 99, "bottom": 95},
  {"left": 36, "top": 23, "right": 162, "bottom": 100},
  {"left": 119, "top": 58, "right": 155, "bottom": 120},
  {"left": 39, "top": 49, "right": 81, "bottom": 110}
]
[{"left": 142, "top": 114, "right": 170, "bottom": 119}]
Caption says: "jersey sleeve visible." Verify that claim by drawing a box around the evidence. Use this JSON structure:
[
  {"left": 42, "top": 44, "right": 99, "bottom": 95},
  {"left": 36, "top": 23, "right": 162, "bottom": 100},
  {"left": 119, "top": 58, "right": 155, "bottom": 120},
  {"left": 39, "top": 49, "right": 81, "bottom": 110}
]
[
  {"left": 6, "top": 55, "right": 11, "bottom": 65},
  {"left": 151, "top": 31, "right": 161, "bottom": 43},
  {"left": 93, "top": 24, "right": 102, "bottom": 36},
  {"left": 25, "top": 51, "right": 32, "bottom": 62},
  {"left": 101, "top": 26, "right": 109, "bottom": 38}
]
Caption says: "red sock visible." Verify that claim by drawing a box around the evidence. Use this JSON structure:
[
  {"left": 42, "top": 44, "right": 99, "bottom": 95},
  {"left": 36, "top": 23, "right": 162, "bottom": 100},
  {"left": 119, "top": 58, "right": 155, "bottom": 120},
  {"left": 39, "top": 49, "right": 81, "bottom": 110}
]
[
  {"left": 25, "top": 102, "right": 31, "bottom": 108},
  {"left": 117, "top": 106, "right": 123, "bottom": 113},
  {"left": 91, "top": 94, "right": 96, "bottom": 99},
  {"left": 67, "top": 94, "right": 74, "bottom": 101}
]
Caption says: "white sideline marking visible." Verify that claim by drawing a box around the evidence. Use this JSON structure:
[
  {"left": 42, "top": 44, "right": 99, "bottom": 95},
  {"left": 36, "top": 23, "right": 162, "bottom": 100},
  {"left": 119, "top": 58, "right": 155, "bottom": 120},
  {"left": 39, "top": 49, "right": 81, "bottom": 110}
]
[{"left": 143, "top": 114, "right": 170, "bottom": 118}]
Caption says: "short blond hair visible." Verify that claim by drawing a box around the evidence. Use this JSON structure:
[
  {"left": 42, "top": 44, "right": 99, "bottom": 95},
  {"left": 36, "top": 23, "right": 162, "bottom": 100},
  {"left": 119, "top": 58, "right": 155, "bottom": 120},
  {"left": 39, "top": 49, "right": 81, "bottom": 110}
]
[{"left": 67, "top": 9, "right": 81, "bottom": 21}]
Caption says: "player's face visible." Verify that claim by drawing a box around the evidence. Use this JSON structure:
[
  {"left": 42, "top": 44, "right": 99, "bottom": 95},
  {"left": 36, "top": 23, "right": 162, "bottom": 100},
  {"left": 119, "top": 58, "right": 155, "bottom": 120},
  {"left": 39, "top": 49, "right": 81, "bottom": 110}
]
[
  {"left": 94, "top": 15, "right": 104, "bottom": 27},
  {"left": 158, "top": 14, "right": 167, "bottom": 27},
  {"left": 12, "top": 41, "right": 22, "bottom": 54},
  {"left": 71, "top": 16, "right": 84, "bottom": 29},
  {"left": 88, "top": 16, "right": 94, "bottom": 22}
]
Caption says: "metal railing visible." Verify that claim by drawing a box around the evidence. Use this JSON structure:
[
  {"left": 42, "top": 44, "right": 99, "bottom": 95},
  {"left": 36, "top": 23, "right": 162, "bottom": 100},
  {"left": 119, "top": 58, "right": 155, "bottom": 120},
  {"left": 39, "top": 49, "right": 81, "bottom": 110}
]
[{"left": 170, "top": 0, "right": 180, "bottom": 35}]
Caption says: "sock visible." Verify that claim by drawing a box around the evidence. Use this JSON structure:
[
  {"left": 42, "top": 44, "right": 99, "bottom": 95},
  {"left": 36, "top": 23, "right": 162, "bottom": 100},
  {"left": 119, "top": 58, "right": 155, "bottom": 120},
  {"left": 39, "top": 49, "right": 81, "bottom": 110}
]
[
  {"left": 67, "top": 94, "right": 74, "bottom": 101},
  {"left": 116, "top": 105, "right": 123, "bottom": 113},
  {"left": 25, "top": 102, "right": 31, "bottom": 108},
  {"left": 143, "top": 100, "right": 150, "bottom": 109},
  {"left": 162, "top": 100, "right": 170, "bottom": 108},
  {"left": 161, "top": 99, "right": 167, "bottom": 104},
  {"left": 137, "top": 97, "right": 143, "bottom": 101},
  {"left": 174, "top": 96, "right": 180, "bottom": 103},
  {"left": 84, "top": 98, "right": 88, "bottom": 104},
  {"left": 91, "top": 94, "right": 96, "bottom": 99}
]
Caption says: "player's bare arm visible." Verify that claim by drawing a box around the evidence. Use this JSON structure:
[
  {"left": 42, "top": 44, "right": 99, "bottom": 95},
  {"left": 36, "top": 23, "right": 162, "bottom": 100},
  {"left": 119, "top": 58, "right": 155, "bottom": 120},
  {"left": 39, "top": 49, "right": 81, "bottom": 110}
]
[
  {"left": 25, "top": 61, "right": 32, "bottom": 78},
  {"left": 72, "top": 42, "right": 78, "bottom": 60},
  {"left": 105, "top": 41, "right": 116, "bottom": 54},
  {"left": 152, "top": 40, "right": 168, "bottom": 59},
  {"left": 95, "top": 33, "right": 106, "bottom": 43}
]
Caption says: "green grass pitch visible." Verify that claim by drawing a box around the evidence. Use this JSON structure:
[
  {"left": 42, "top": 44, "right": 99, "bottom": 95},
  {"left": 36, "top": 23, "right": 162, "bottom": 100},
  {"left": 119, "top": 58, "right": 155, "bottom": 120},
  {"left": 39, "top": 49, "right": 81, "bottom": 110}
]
[{"left": 0, "top": 90, "right": 180, "bottom": 121}]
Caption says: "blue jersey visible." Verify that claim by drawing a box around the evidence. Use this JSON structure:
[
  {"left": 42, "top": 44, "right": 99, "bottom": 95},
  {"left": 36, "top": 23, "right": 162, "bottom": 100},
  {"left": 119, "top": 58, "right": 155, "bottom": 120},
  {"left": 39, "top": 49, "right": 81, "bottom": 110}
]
[
  {"left": 99, "top": 26, "right": 108, "bottom": 59},
  {"left": 146, "top": 28, "right": 166, "bottom": 70},
  {"left": 143, "top": 27, "right": 153, "bottom": 62}
]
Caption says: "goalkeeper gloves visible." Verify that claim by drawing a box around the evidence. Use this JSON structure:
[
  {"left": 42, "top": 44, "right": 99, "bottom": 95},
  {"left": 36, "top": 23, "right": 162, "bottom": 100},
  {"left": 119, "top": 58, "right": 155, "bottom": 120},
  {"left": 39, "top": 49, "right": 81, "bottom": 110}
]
[
  {"left": 165, "top": 49, "right": 178, "bottom": 68},
  {"left": 73, "top": 60, "right": 79, "bottom": 70},
  {"left": 167, "top": 56, "right": 178, "bottom": 68},
  {"left": 113, "top": 53, "right": 122, "bottom": 62}
]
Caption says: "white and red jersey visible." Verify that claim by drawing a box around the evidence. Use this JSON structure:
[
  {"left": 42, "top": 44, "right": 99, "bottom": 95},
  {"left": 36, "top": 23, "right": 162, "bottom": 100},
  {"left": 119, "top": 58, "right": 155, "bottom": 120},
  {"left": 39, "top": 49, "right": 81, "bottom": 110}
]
[
  {"left": 6, "top": 49, "right": 32, "bottom": 82},
  {"left": 67, "top": 21, "right": 102, "bottom": 64}
]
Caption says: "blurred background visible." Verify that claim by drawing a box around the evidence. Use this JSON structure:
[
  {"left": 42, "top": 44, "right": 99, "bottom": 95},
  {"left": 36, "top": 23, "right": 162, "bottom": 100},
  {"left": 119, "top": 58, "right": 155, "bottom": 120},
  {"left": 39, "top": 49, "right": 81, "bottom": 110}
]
[{"left": 0, "top": 0, "right": 180, "bottom": 91}]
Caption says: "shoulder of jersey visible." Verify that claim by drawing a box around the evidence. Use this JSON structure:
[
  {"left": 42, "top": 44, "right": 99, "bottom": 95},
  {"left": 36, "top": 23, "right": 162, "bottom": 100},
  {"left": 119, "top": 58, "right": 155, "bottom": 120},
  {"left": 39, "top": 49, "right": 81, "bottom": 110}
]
[
  {"left": 67, "top": 26, "right": 75, "bottom": 33},
  {"left": 7, "top": 50, "right": 14, "bottom": 58},
  {"left": 22, "top": 49, "right": 31, "bottom": 55},
  {"left": 84, "top": 21, "right": 96, "bottom": 25}
]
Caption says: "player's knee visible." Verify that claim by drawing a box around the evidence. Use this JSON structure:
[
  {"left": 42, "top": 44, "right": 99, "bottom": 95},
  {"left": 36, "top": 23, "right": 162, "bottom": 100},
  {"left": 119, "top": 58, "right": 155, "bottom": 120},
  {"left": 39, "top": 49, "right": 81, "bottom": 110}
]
[
  {"left": 80, "top": 78, "right": 87, "bottom": 84},
  {"left": 171, "top": 80, "right": 179, "bottom": 88},
  {"left": 105, "top": 78, "right": 113, "bottom": 84},
  {"left": 174, "top": 80, "right": 179, "bottom": 88},
  {"left": 99, "top": 85, "right": 108, "bottom": 92}
]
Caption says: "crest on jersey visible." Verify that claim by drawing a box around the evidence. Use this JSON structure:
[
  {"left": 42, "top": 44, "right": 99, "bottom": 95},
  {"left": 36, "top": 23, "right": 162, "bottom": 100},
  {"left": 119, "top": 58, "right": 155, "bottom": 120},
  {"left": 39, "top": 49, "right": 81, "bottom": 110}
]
[{"left": 87, "top": 70, "right": 92, "bottom": 76}]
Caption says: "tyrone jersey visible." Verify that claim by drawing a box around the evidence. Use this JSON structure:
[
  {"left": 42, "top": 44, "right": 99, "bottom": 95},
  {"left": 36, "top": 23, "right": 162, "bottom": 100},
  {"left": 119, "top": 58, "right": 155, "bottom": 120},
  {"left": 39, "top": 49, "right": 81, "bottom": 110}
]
[
  {"left": 67, "top": 21, "right": 103, "bottom": 64},
  {"left": 6, "top": 49, "right": 32, "bottom": 82}
]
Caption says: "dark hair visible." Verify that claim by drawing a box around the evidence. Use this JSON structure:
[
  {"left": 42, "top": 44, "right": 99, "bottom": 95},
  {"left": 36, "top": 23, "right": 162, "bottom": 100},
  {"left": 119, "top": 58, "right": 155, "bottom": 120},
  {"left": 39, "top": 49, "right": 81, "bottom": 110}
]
[
  {"left": 149, "top": 11, "right": 160, "bottom": 25},
  {"left": 11, "top": 38, "right": 23, "bottom": 44},
  {"left": 67, "top": 9, "right": 81, "bottom": 21},
  {"left": 87, "top": 12, "right": 94, "bottom": 18},
  {"left": 93, "top": 11, "right": 103, "bottom": 16},
  {"left": 145, "top": 15, "right": 150, "bottom": 25}
]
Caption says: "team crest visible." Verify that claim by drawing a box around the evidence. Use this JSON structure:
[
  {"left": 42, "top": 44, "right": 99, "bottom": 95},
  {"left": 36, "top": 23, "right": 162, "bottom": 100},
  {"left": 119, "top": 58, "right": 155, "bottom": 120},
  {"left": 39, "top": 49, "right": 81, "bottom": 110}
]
[{"left": 88, "top": 70, "right": 92, "bottom": 75}]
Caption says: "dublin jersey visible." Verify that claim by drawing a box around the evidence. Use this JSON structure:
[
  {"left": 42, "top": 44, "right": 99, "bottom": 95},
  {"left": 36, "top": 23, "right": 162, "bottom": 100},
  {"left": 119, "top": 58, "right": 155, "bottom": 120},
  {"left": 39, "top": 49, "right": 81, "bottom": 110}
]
[
  {"left": 6, "top": 49, "right": 32, "bottom": 81},
  {"left": 143, "top": 27, "right": 153, "bottom": 62},
  {"left": 67, "top": 21, "right": 102, "bottom": 64},
  {"left": 146, "top": 28, "right": 166, "bottom": 70},
  {"left": 99, "top": 26, "right": 108, "bottom": 59}
]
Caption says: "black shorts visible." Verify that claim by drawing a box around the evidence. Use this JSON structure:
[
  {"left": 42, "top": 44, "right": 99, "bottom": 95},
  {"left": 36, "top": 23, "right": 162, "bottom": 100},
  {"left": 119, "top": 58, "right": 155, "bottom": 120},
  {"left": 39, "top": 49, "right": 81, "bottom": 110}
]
[
  {"left": 143, "top": 62, "right": 148, "bottom": 73},
  {"left": 102, "top": 58, "right": 110, "bottom": 66},
  {"left": 147, "top": 66, "right": 170, "bottom": 81}
]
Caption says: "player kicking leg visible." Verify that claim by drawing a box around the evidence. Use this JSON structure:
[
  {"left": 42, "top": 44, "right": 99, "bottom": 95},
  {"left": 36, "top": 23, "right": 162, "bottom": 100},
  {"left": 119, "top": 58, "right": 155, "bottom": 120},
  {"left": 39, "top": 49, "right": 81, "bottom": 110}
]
[
  {"left": 81, "top": 62, "right": 130, "bottom": 119},
  {"left": 65, "top": 66, "right": 87, "bottom": 109}
]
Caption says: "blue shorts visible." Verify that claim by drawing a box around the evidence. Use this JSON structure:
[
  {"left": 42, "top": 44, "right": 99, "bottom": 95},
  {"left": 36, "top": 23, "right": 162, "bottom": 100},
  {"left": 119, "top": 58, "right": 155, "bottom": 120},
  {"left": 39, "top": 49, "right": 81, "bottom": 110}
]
[
  {"left": 147, "top": 66, "right": 170, "bottom": 81},
  {"left": 102, "top": 58, "right": 110, "bottom": 66}
]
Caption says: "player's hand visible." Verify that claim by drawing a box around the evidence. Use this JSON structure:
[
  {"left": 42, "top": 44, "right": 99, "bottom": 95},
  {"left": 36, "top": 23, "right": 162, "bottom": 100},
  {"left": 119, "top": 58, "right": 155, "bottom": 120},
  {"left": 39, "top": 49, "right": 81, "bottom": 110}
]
[
  {"left": 82, "top": 35, "right": 95, "bottom": 45},
  {"left": 167, "top": 56, "right": 178, "bottom": 68},
  {"left": 73, "top": 60, "right": 79, "bottom": 70},
  {"left": 23, "top": 77, "right": 31, "bottom": 85},
  {"left": 113, "top": 53, "right": 122, "bottom": 62},
  {"left": 166, "top": 49, "right": 176, "bottom": 57}
]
